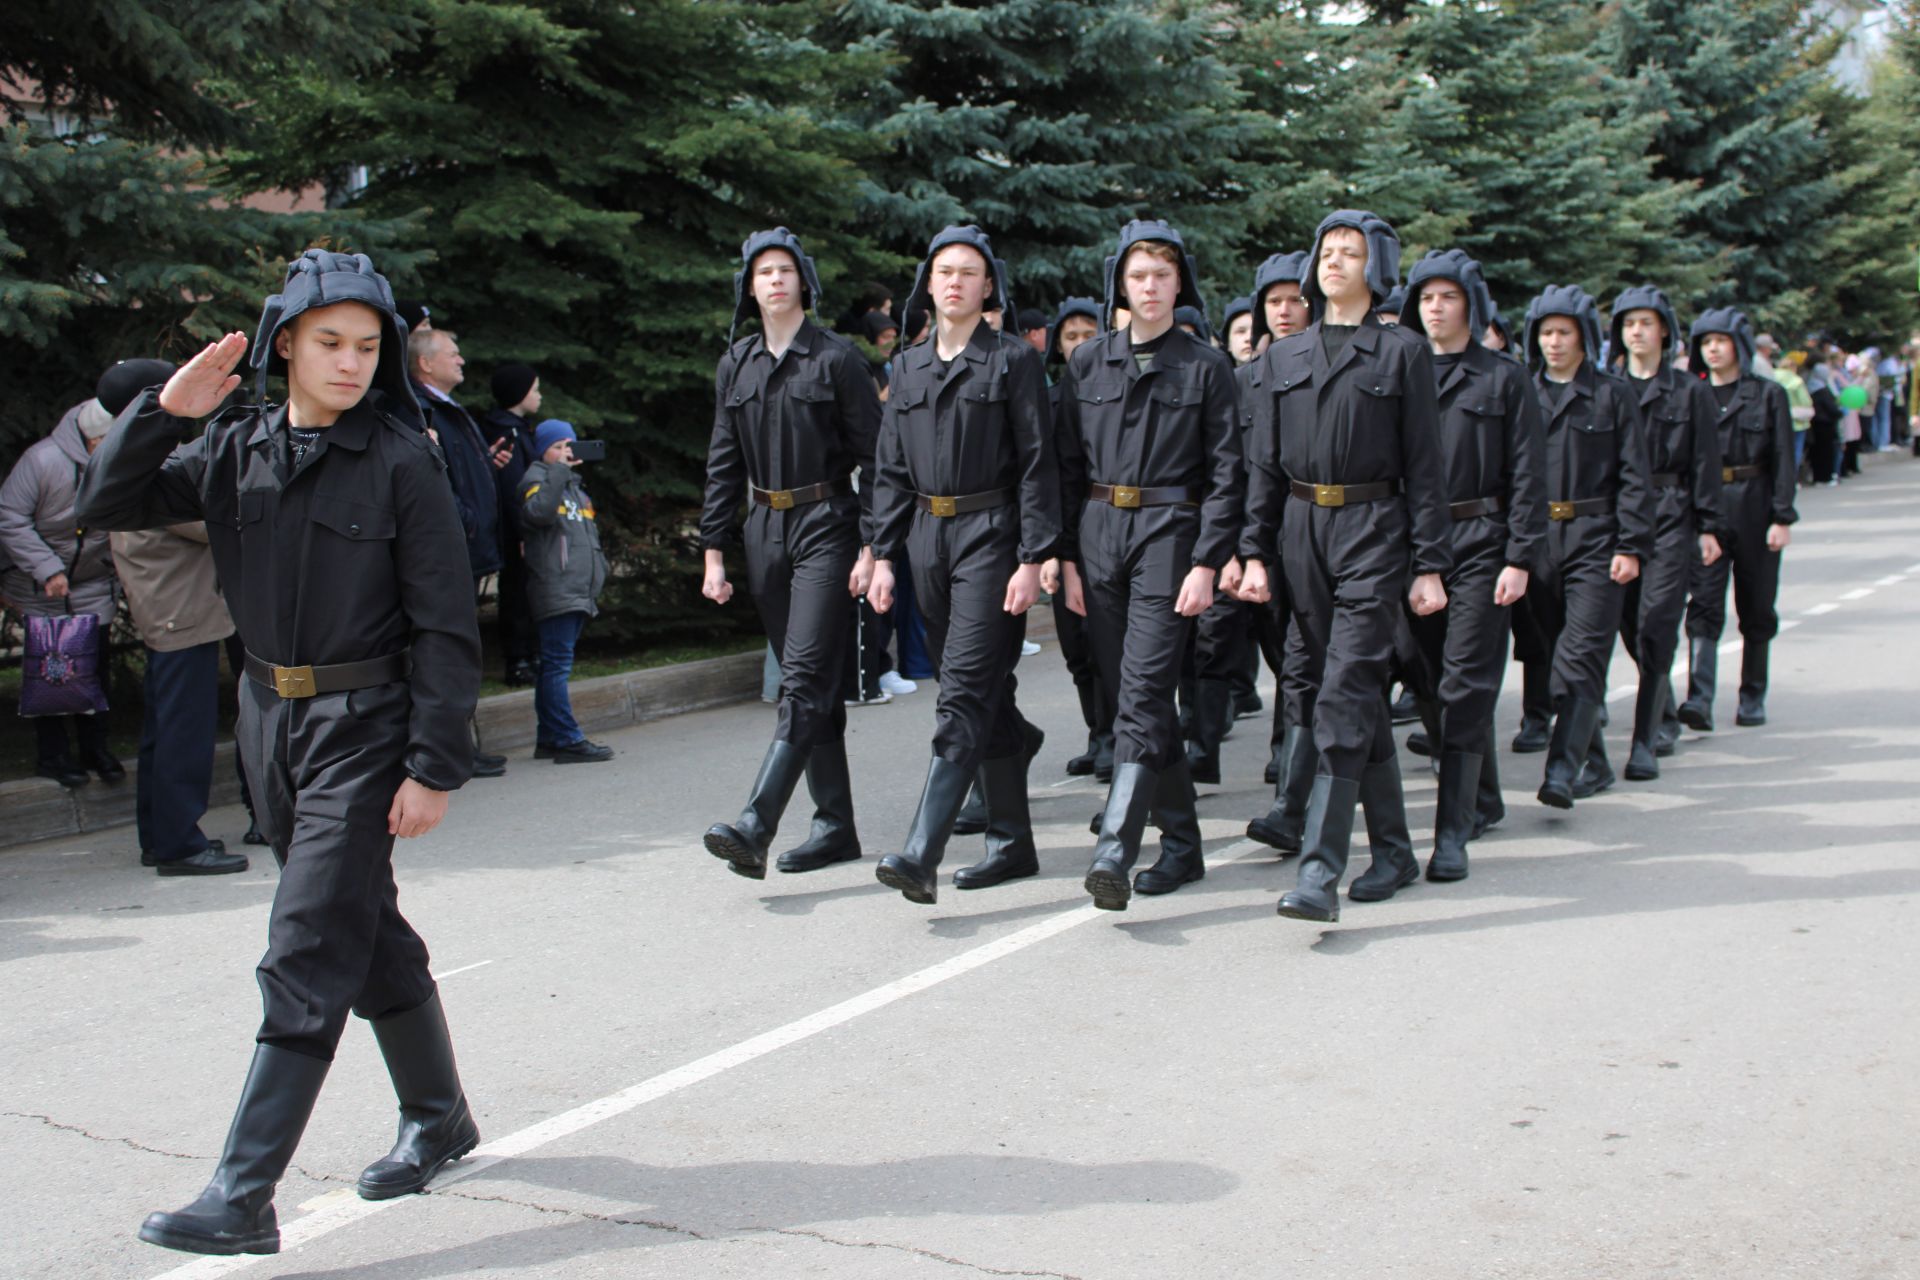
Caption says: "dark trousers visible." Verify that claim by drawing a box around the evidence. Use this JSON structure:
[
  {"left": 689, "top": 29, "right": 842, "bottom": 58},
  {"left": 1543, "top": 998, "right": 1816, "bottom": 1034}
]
[
  {"left": 1283, "top": 498, "right": 1408, "bottom": 780},
  {"left": 34, "top": 712, "right": 108, "bottom": 765},
  {"left": 1622, "top": 494, "right": 1693, "bottom": 682},
  {"left": 906, "top": 510, "right": 1026, "bottom": 769},
  {"left": 745, "top": 506, "right": 858, "bottom": 750},
  {"left": 1527, "top": 532, "right": 1624, "bottom": 706},
  {"left": 237, "top": 678, "right": 435, "bottom": 1061},
  {"left": 1052, "top": 587, "right": 1114, "bottom": 736},
  {"left": 136, "top": 641, "right": 220, "bottom": 862},
  {"left": 1685, "top": 516, "right": 1782, "bottom": 645},
  {"left": 497, "top": 545, "right": 536, "bottom": 667},
  {"left": 1080, "top": 507, "right": 1198, "bottom": 772},
  {"left": 1407, "top": 525, "right": 1510, "bottom": 756},
  {"left": 535, "top": 611, "right": 589, "bottom": 746}
]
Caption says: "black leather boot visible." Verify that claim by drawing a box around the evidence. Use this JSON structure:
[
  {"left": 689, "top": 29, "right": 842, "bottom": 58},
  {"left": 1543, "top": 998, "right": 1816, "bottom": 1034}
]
[
  {"left": 1093, "top": 731, "right": 1115, "bottom": 782},
  {"left": 1065, "top": 732, "right": 1102, "bottom": 776},
  {"left": 951, "top": 779, "right": 990, "bottom": 836},
  {"left": 1276, "top": 775, "right": 1360, "bottom": 922},
  {"left": 1678, "top": 636, "right": 1717, "bottom": 731},
  {"left": 1736, "top": 641, "right": 1768, "bottom": 726},
  {"left": 1247, "top": 724, "right": 1316, "bottom": 853},
  {"left": 358, "top": 991, "right": 480, "bottom": 1200},
  {"left": 1348, "top": 758, "right": 1419, "bottom": 902},
  {"left": 1538, "top": 699, "right": 1600, "bottom": 809},
  {"left": 875, "top": 756, "right": 975, "bottom": 904},
  {"left": 1405, "top": 693, "right": 1443, "bottom": 760},
  {"left": 1427, "top": 751, "right": 1480, "bottom": 882},
  {"left": 1185, "top": 679, "right": 1232, "bottom": 785},
  {"left": 776, "top": 738, "right": 863, "bottom": 872},
  {"left": 1065, "top": 679, "right": 1103, "bottom": 775},
  {"left": 1572, "top": 729, "right": 1616, "bottom": 799},
  {"left": 954, "top": 752, "right": 1040, "bottom": 890},
  {"left": 1625, "top": 674, "right": 1665, "bottom": 781},
  {"left": 1472, "top": 745, "right": 1505, "bottom": 838},
  {"left": 1084, "top": 762, "right": 1157, "bottom": 911},
  {"left": 704, "top": 741, "right": 809, "bottom": 880},
  {"left": 1512, "top": 662, "right": 1552, "bottom": 752},
  {"left": 1134, "top": 759, "right": 1205, "bottom": 895},
  {"left": 138, "top": 1046, "right": 329, "bottom": 1255},
  {"left": 1654, "top": 678, "right": 1681, "bottom": 756}
]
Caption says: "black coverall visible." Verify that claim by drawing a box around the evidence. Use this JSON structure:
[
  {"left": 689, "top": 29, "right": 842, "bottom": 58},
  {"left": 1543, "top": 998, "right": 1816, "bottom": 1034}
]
[
  {"left": 1620, "top": 368, "right": 1723, "bottom": 686},
  {"left": 1684, "top": 375, "right": 1797, "bottom": 645},
  {"left": 1525, "top": 367, "right": 1655, "bottom": 705},
  {"left": 702, "top": 319, "right": 881, "bottom": 750},
  {"left": 871, "top": 323, "right": 1060, "bottom": 770},
  {"left": 1243, "top": 318, "right": 1452, "bottom": 780},
  {"left": 77, "top": 392, "right": 481, "bottom": 1061},
  {"left": 1404, "top": 344, "right": 1549, "bottom": 757},
  {"left": 1055, "top": 328, "right": 1243, "bottom": 773},
  {"left": 1046, "top": 382, "right": 1116, "bottom": 746}
]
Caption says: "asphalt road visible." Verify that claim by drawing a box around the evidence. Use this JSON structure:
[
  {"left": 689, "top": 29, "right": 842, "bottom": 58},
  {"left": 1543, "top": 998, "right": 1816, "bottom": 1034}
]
[{"left": 4, "top": 453, "right": 1917, "bottom": 1280}]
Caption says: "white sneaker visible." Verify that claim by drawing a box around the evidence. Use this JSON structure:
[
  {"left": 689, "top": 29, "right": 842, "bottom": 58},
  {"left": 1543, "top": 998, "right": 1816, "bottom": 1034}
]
[
  {"left": 1020, "top": 640, "right": 1042, "bottom": 657},
  {"left": 878, "top": 671, "right": 917, "bottom": 696}
]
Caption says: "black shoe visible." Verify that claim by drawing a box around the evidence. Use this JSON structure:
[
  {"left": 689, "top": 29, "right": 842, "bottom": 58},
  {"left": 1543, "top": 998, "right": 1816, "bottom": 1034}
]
[
  {"left": 1277, "top": 775, "right": 1359, "bottom": 922},
  {"left": 1065, "top": 732, "right": 1102, "bottom": 777},
  {"left": 1134, "top": 760, "right": 1205, "bottom": 896},
  {"left": 1348, "top": 759, "right": 1418, "bottom": 902},
  {"left": 1571, "top": 734, "right": 1615, "bottom": 799},
  {"left": 1678, "top": 636, "right": 1717, "bottom": 731},
  {"left": 504, "top": 661, "right": 537, "bottom": 688},
  {"left": 146, "top": 837, "right": 227, "bottom": 868},
  {"left": 1654, "top": 694, "right": 1680, "bottom": 755},
  {"left": 954, "top": 752, "right": 1041, "bottom": 890},
  {"left": 1510, "top": 716, "right": 1550, "bottom": 754},
  {"left": 1473, "top": 744, "right": 1505, "bottom": 837},
  {"left": 82, "top": 744, "right": 126, "bottom": 782},
  {"left": 1247, "top": 724, "right": 1314, "bottom": 853},
  {"left": 1626, "top": 674, "right": 1665, "bottom": 781},
  {"left": 36, "top": 756, "right": 90, "bottom": 788},
  {"left": 1537, "top": 700, "right": 1600, "bottom": 810},
  {"left": 138, "top": 1046, "right": 329, "bottom": 1256},
  {"left": 875, "top": 756, "right": 976, "bottom": 905},
  {"left": 1624, "top": 739, "right": 1660, "bottom": 781},
  {"left": 777, "top": 738, "right": 862, "bottom": 873},
  {"left": 1735, "top": 641, "right": 1768, "bottom": 726},
  {"left": 1232, "top": 689, "right": 1264, "bottom": 720},
  {"left": 551, "top": 739, "right": 612, "bottom": 764},
  {"left": 1389, "top": 689, "right": 1420, "bottom": 724},
  {"left": 1405, "top": 729, "right": 1432, "bottom": 758},
  {"left": 1093, "top": 732, "right": 1115, "bottom": 784},
  {"left": 471, "top": 752, "right": 507, "bottom": 778},
  {"left": 1427, "top": 752, "right": 1480, "bottom": 882},
  {"left": 706, "top": 741, "right": 809, "bottom": 881},
  {"left": 156, "top": 842, "right": 248, "bottom": 876},
  {"left": 359, "top": 993, "right": 480, "bottom": 1200},
  {"left": 1085, "top": 763, "right": 1157, "bottom": 911},
  {"left": 242, "top": 821, "right": 268, "bottom": 846}
]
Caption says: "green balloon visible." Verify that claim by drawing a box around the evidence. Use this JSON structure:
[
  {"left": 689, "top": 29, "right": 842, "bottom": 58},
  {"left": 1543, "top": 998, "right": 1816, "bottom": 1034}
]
[{"left": 1839, "top": 385, "right": 1869, "bottom": 411}]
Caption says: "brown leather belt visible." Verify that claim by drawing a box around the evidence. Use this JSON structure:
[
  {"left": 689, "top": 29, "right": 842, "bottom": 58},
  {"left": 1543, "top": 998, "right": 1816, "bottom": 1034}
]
[
  {"left": 1651, "top": 472, "right": 1682, "bottom": 488},
  {"left": 1289, "top": 479, "right": 1399, "bottom": 508},
  {"left": 1722, "top": 464, "right": 1764, "bottom": 483},
  {"left": 1087, "top": 483, "right": 1201, "bottom": 509},
  {"left": 1449, "top": 496, "right": 1506, "bottom": 520},
  {"left": 750, "top": 476, "right": 851, "bottom": 510},
  {"left": 915, "top": 487, "right": 1013, "bottom": 517},
  {"left": 245, "top": 650, "right": 410, "bottom": 700},
  {"left": 1548, "top": 498, "right": 1614, "bottom": 521}
]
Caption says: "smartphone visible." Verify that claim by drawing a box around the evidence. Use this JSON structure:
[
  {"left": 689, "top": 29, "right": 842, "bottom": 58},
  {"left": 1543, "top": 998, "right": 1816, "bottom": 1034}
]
[{"left": 568, "top": 439, "right": 607, "bottom": 463}]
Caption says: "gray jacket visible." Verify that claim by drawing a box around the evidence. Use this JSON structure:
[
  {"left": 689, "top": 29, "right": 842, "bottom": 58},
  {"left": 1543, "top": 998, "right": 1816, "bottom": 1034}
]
[
  {"left": 0, "top": 403, "right": 118, "bottom": 622},
  {"left": 521, "top": 460, "right": 608, "bottom": 621}
]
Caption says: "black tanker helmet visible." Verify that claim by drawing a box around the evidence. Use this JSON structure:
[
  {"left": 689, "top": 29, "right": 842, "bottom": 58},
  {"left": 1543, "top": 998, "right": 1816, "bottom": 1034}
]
[
  {"left": 729, "top": 227, "right": 824, "bottom": 343},
  {"left": 1401, "top": 249, "right": 1491, "bottom": 345},
  {"left": 1522, "top": 284, "right": 1605, "bottom": 374},
  {"left": 1302, "top": 210, "right": 1401, "bottom": 318},
  {"left": 252, "top": 250, "right": 417, "bottom": 418},
  {"left": 1247, "top": 250, "right": 1310, "bottom": 346},
  {"left": 1687, "top": 306, "right": 1758, "bottom": 377},
  {"left": 902, "top": 226, "right": 1013, "bottom": 324},
  {"left": 1609, "top": 284, "right": 1683, "bottom": 369},
  {"left": 1102, "top": 219, "right": 1206, "bottom": 328},
  {"left": 1046, "top": 296, "right": 1102, "bottom": 364}
]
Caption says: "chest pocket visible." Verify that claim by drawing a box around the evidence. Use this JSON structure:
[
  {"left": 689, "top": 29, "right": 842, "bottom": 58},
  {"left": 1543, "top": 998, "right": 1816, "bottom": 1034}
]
[
  {"left": 726, "top": 376, "right": 762, "bottom": 413},
  {"left": 789, "top": 379, "right": 835, "bottom": 407},
  {"left": 310, "top": 495, "right": 396, "bottom": 542},
  {"left": 235, "top": 488, "right": 270, "bottom": 531},
  {"left": 1075, "top": 376, "right": 1125, "bottom": 407},
  {"left": 894, "top": 384, "right": 929, "bottom": 411},
  {"left": 1356, "top": 373, "right": 1403, "bottom": 401},
  {"left": 963, "top": 374, "right": 1009, "bottom": 405},
  {"left": 1459, "top": 398, "right": 1503, "bottom": 419},
  {"left": 1574, "top": 411, "right": 1615, "bottom": 435}
]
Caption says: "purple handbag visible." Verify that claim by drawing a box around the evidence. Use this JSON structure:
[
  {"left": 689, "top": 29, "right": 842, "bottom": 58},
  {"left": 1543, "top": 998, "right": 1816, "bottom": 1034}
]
[{"left": 20, "top": 612, "right": 109, "bottom": 717}]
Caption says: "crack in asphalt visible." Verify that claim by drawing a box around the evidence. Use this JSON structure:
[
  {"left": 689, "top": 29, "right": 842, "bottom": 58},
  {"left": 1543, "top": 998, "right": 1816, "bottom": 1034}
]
[
  {"left": 3, "top": 1110, "right": 203, "bottom": 1162},
  {"left": 435, "top": 1188, "right": 710, "bottom": 1239}
]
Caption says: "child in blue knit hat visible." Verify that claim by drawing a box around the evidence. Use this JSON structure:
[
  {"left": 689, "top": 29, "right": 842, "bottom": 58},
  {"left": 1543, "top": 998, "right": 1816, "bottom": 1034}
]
[{"left": 521, "top": 419, "right": 613, "bottom": 762}]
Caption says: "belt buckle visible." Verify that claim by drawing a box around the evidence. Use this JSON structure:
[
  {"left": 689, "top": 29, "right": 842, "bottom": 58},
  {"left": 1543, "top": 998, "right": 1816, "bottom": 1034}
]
[
  {"left": 1722, "top": 467, "right": 1736, "bottom": 483},
  {"left": 767, "top": 488, "right": 795, "bottom": 511},
  {"left": 1549, "top": 501, "right": 1574, "bottom": 521},
  {"left": 272, "top": 664, "right": 316, "bottom": 699},
  {"left": 1112, "top": 486, "right": 1142, "bottom": 509},
  {"left": 1314, "top": 483, "right": 1344, "bottom": 508},
  {"left": 929, "top": 495, "right": 957, "bottom": 518}
]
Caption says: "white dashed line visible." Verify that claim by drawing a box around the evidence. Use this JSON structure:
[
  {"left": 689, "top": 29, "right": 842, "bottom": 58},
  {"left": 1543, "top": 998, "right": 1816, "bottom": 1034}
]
[
  {"left": 1874, "top": 574, "right": 1906, "bottom": 587},
  {"left": 430, "top": 960, "right": 494, "bottom": 981},
  {"left": 1803, "top": 602, "right": 1840, "bottom": 616},
  {"left": 1840, "top": 587, "right": 1874, "bottom": 601}
]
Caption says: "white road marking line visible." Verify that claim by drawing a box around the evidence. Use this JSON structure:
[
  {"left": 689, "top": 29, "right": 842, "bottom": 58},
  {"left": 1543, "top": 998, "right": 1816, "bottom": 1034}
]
[
  {"left": 430, "top": 960, "right": 493, "bottom": 981},
  {"left": 150, "top": 845, "right": 1258, "bottom": 1279},
  {"left": 1874, "top": 574, "right": 1905, "bottom": 587},
  {"left": 1907, "top": 561, "right": 1920, "bottom": 574},
  {"left": 1839, "top": 587, "right": 1874, "bottom": 601},
  {"left": 1803, "top": 602, "right": 1840, "bottom": 616}
]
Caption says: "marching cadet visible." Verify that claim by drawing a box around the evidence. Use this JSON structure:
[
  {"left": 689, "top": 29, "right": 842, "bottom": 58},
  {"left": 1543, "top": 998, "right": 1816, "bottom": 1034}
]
[
  {"left": 1055, "top": 220, "right": 1243, "bottom": 910},
  {"left": 1239, "top": 211, "right": 1452, "bottom": 922},
  {"left": 1681, "top": 308, "right": 1797, "bottom": 729},
  {"left": 1609, "top": 286, "right": 1724, "bottom": 780},
  {"left": 77, "top": 251, "right": 484, "bottom": 1254},
  {"left": 1519, "top": 285, "right": 1655, "bottom": 808},
  {"left": 1398, "top": 250, "right": 1548, "bottom": 880},
  {"left": 701, "top": 228, "right": 882, "bottom": 879},
  {"left": 868, "top": 226, "right": 1061, "bottom": 904}
]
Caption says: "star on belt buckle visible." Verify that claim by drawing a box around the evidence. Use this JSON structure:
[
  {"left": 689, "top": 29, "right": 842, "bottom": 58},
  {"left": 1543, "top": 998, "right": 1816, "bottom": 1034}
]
[
  {"left": 1111, "top": 485, "right": 1142, "bottom": 508},
  {"left": 766, "top": 488, "right": 795, "bottom": 511},
  {"left": 1313, "top": 483, "right": 1345, "bottom": 507},
  {"left": 928, "top": 495, "right": 958, "bottom": 517},
  {"left": 271, "top": 664, "right": 316, "bottom": 698},
  {"left": 1549, "top": 501, "right": 1575, "bottom": 521}
]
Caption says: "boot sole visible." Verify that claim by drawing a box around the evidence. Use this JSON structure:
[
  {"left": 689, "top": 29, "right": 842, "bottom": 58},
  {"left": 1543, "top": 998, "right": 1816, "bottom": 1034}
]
[
  {"left": 138, "top": 1221, "right": 278, "bottom": 1256},
  {"left": 1084, "top": 868, "right": 1131, "bottom": 911},
  {"left": 1064, "top": 759, "right": 1096, "bottom": 776},
  {"left": 1735, "top": 713, "right": 1766, "bottom": 726},
  {"left": 1348, "top": 863, "right": 1419, "bottom": 903},
  {"left": 1244, "top": 822, "right": 1303, "bottom": 854},
  {"left": 776, "top": 849, "right": 862, "bottom": 873},
  {"left": 1425, "top": 860, "right": 1468, "bottom": 883},
  {"left": 1276, "top": 897, "right": 1338, "bottom": 923},
  {"left": 1536, "top": 784, "right": 1573, "bottom": 810},
  {"left": 875, "top": 863, "right": 936, "bottom": 905},
  {"left": 703, "top": 829, "right": 767, "bottom": 881},
  {"left": 155, "top": 860, "right": 249, "bottom": 876},
  {"left": 357, "top": 1131, "right": 480, "bottom": 1201},
  {"left": 1133, "top": 869, "right": 1203, "bottom": 896},
  {"left": 953, "top": 866, "right": 1038, "bottom": 890},
  {"left": 1623, "top": 763, "right": 1659, "bottom": 782}
]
